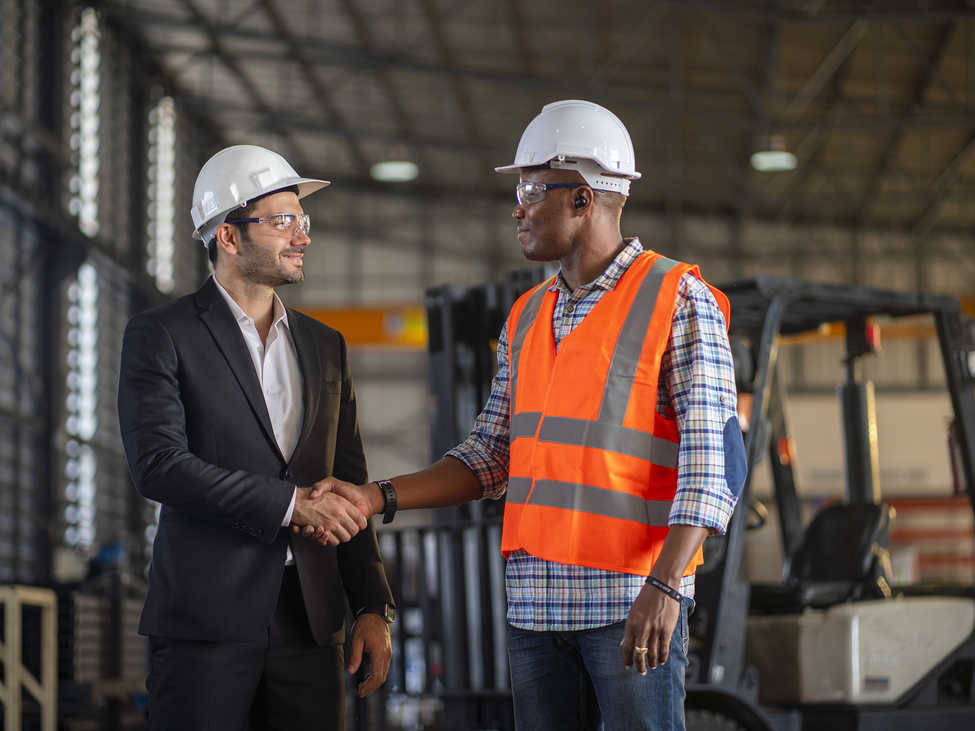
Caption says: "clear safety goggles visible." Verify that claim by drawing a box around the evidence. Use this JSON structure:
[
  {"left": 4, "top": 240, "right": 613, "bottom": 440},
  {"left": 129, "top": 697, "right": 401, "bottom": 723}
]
[
  {"left": 515, "top": 182, "right": 579, "bottom": 206},
  {"left": 230, "top": 213, "right": 311, "bottom": 238}
]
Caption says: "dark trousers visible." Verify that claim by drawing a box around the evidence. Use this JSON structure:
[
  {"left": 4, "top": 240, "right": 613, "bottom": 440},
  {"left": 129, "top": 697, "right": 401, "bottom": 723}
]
[{"left": 147, "top": 566, "right": 345, "bottom": 731}]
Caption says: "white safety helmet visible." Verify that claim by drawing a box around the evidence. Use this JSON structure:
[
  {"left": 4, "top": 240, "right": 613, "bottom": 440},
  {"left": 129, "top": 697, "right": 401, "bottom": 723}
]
[
  {"left": 191, "top": 145, "right": 329, "bottom": 246},
  {"left": 496, "top": 100, "right": 641, "bottom": 196}
]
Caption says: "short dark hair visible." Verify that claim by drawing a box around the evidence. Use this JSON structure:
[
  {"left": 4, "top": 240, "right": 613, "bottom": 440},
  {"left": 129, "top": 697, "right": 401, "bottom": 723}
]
[
  {"left": 594, "top": 189, "right": 626, "bottom": 217},
  {"left": 206, "top": 185, "right": 300, "bottom": 266}
]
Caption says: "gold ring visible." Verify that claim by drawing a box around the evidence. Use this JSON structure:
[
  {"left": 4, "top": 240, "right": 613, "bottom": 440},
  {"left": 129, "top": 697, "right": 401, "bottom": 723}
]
[{"left": 634, "top": 646, "right": 648, "bottom": 655}]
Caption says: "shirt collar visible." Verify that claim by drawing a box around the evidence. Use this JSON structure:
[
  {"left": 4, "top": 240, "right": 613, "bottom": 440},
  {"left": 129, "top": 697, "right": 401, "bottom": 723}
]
[
  {"left": 212, "top": 275, "right": 290, "bottom": 330},
  {"left": 550, "top": 237, "right": 646, "bottom": 294}
]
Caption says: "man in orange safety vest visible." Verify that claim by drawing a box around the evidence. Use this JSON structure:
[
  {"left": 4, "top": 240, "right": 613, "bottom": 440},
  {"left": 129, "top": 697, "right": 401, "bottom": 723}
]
[{"left": 301, "top": 100, "right": 747, "bottom": 731}]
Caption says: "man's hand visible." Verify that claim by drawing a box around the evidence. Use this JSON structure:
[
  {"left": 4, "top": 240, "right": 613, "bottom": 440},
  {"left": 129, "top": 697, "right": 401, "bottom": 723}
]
[
  {"left": 310, "top": 477, "right": 383, "bottom": 518},
  {"left": 289, "top": 483, "right": 367, "bottom": 546},
  {"left": 295, "top": 478, "right": 384, "bottom": 546},
  {"left": 621, "top": 581, "right": 681, "bottom": 675},
  {"left": 620, "top": 525, "right": 708, "bottom": 673},
  {"left": 297, "top": 459, "right": 485, "bottom": 545},
  {"left": 348, "top": 613, "right": 392, "bottom": 697}
]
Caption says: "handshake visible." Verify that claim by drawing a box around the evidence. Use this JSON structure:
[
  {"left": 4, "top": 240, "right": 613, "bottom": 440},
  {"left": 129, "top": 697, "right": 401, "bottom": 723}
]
[{"left": 289, "top": 477, "right": 383, "bottom": 546}]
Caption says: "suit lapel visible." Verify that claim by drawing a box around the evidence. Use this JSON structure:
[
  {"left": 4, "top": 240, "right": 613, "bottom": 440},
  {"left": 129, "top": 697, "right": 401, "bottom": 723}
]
[
  {"left": 195, "top": 278, "right": 279, "bottom": 454},
  {"left": 287, "top": 310, "right": 321, "bottom": 463}
]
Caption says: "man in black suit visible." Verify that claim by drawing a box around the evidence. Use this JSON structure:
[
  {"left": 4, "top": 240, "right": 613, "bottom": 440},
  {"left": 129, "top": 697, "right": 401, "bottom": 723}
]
[{"left": 118, "top": 145, "right": 394, "bottom": 730}]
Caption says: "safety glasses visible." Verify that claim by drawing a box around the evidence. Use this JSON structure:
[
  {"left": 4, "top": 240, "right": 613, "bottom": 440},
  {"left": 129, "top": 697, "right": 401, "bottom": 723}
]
[
  {"left": 515, "top": 182, "right": 579, "bottom": 206},
  {"left": 230, "top": 213, "right": 311, "bottom": 238}
]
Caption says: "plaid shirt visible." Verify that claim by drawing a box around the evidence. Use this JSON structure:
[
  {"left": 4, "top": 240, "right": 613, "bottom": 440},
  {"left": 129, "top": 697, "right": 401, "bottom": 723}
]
[{"left": 447, "top": 239, "right": 740, "bottom": 631}]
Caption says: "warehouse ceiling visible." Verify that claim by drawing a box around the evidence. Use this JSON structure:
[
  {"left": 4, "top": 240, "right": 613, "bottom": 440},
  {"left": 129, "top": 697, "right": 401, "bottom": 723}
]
[{"left": 95, "top": 0, "right": 975, "bottom": 239}]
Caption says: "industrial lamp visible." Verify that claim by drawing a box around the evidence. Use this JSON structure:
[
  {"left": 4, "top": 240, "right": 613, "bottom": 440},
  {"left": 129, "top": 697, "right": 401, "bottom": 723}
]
[
  {"left": 370, "top": 146, "right": 419, "bottom": 182},
  {"left": 750, "top": 135, "right": 797, "bottom": 172}
]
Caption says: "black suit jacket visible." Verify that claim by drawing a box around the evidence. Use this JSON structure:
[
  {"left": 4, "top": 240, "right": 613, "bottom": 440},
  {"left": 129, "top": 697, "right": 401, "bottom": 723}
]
[{"left": 118, "top": 277, "right": 392, "bottom": 646}]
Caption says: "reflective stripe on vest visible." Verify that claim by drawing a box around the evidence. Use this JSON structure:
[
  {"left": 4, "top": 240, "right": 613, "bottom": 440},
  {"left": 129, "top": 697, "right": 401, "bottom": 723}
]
[
  {"left": 508, "top": 281, "right": 551, "bottom": 417},
  {"left": 510, "top": 411, "right": 543, "bottom": 440},
  {"left": 536, "top": 416, "right": 678, "bottom": 468},
  {"left": 506, "top": 476, "right": 672, "bottom": 527},
  {"left": 509, "top": 257, "right": 679, "bottom": 462},
  {"left": 598, "top": 257, "right": 677, "bottom": 424}
]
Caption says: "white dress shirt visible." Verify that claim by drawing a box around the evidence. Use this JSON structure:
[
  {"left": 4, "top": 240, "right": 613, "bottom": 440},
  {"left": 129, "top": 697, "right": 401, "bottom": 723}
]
[{"left": 213, "top": 276, "right": 303, "bottom": 564}]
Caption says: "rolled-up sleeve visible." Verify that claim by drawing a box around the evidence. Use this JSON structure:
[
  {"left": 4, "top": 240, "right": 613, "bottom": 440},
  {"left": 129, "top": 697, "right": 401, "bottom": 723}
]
[{"left": 664, "top": 275, "right": 744, "bottom": 535}]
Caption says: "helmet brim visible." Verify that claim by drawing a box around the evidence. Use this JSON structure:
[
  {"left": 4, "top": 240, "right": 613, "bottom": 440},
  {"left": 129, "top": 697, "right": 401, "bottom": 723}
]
[
  {"left": 292, "top": 178, "right": 330, "bottom": 199},
  {"left": 493, "top": 162, "right": 641, "bottom": 181},
  {"left": 494, "top": 164, "right": 525, "bottom": 175}
]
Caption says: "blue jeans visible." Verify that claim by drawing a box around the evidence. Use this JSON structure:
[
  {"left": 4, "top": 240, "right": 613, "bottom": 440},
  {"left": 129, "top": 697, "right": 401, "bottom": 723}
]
[{"left": 507, "top": 597, "right": 692, "bottom": 731}]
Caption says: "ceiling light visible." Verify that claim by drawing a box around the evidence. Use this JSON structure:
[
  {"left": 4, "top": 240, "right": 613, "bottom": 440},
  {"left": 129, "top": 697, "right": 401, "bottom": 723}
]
[
  {"left": 750, "top": 135, "right": 797, "bottom": 172},
  {"left": 371, "top": 160, "right": 419, "bottom": 182}
]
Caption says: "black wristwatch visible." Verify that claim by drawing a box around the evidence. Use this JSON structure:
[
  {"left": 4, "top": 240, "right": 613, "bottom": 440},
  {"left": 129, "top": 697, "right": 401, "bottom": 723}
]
[
  {"left": 376, "top": 480, "right": 397, "bottom": 524},
  {"left": 358, "top": 603, "right": 395, "bottom": 624}
]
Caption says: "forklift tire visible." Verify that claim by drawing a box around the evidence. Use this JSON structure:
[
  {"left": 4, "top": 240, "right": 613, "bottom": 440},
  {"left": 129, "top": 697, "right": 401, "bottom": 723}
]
[{"left": 685, "top": 709, "right": 745, "bottom": 731}]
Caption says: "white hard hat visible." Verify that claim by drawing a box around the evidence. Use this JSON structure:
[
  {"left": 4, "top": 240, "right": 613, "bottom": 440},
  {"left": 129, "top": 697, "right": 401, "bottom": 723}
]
[
  {"left": 496, "top": 100, "right": 641, "bottom": 196},
  {"left": 191, "top": 145, "right": 329, "bottom": 245}
]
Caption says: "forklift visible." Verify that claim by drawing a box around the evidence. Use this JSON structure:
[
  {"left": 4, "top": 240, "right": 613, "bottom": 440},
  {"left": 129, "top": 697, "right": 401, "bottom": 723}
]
[
  {"left": 685, "top": 276, "right": 975, "bottom": 731},
  {"left": 424, "top": 273, "right": 975, "bottom": 731}
]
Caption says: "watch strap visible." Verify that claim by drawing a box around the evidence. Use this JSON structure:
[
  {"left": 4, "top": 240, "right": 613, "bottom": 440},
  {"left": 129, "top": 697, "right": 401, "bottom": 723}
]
[
  {"left": 358, "top": 603, "right": 395, "bottom": 624},
  {"left": 376, "top": 480, "right": 397, "bottom": 524}
]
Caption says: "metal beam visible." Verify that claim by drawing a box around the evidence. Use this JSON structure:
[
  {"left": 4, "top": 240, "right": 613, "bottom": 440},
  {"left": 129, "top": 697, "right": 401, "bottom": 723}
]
[
  {"left": 500, "top": 0, "right": 536, "bottom": 77},
  {"left": 95, "top": 5, "right": 975, "bottom": 135},
  {"left": 968, "top": 18, "right": 975, "bottom": 110},
  {"left": 588, "top": 3, "right": 670, "bottom": 91},
  {"left": 172, "top": 0, "right": 305, "bottom": 163},
  {"left": 257, "top": 0, "right": 371, "bottom": 176},
  {"left": 892, "top": 21, "right": 967, "bottom": 114},
  {"left": 782, "top": 20, "right": 868, "bottom": 120},
  {"left": 174, "top": 98, "right": 490, "bottom": 160},
  {"left": 336, "top": 0, "right": 437, "bottom": 182},
  {"left": 689, "top": 119, "right": 749, "bottom": 195},
  {"left": 895, "top": 132, "right": 975, "bottom": 260},
  {"left": 874, "top": 21, "right": 889, "bottom": 116},
  {"left": 732, "top": 11, "right": 782, "bottom": 278},
  {"left": 667, "top": 9, "right": 684, "bottom": 258},
  {"left": 418, "top": 0, "right": 491, "bottom": 180},
  {"left": 856, "top": 21, "right": 957, "bottom": 222},
  {"left": 638, "top": 1, "right": 975, "bottom": 25},
  {"left": 689, "top": 11, "right": 766, "bottom": 115}
]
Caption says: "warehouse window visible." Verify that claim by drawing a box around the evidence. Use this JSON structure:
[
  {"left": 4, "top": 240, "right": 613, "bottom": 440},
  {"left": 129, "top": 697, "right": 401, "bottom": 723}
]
[
  {"left": 68, "top": 8, "right": 101, "bottom": 238},
  {"left": 64, "top": 263, "right": 99, "bottom": 549},
  {"left": 147, "top": 96, "right": 177, "bottom": 294}
]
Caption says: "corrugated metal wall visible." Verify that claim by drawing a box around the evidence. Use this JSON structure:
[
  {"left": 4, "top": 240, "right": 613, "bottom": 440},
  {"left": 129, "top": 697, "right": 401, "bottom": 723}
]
[{"left": 0, "top": 0, "right": 213, "bottom": 585}]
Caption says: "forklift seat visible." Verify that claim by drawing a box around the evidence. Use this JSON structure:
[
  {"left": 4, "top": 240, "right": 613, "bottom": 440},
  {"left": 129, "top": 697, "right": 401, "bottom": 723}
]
[{"left": 749, "top": 501, "right": 893, "bottom": 613}]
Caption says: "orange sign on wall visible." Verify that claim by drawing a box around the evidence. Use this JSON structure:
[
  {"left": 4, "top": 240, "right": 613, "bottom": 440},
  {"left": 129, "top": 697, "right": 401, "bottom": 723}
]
[{"left": 299, "top": 306, "right": 427, "bottom": 348}]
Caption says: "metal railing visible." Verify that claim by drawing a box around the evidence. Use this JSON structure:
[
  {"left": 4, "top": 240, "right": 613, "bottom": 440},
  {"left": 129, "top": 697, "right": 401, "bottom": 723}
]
[{"left": 0, "top": 584, "right": 58, "bottom": 731}]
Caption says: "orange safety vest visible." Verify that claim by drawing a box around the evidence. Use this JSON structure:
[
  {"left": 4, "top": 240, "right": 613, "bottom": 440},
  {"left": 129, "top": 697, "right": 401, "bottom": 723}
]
[{"left": 501, "top": 251, "right": 731, "bottom": 577}]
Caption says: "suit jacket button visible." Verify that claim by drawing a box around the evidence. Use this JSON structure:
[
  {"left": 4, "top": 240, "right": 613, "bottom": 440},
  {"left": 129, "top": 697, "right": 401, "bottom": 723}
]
[{"left": 284, "top": 469, "right": 294, "bottom": 480}]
